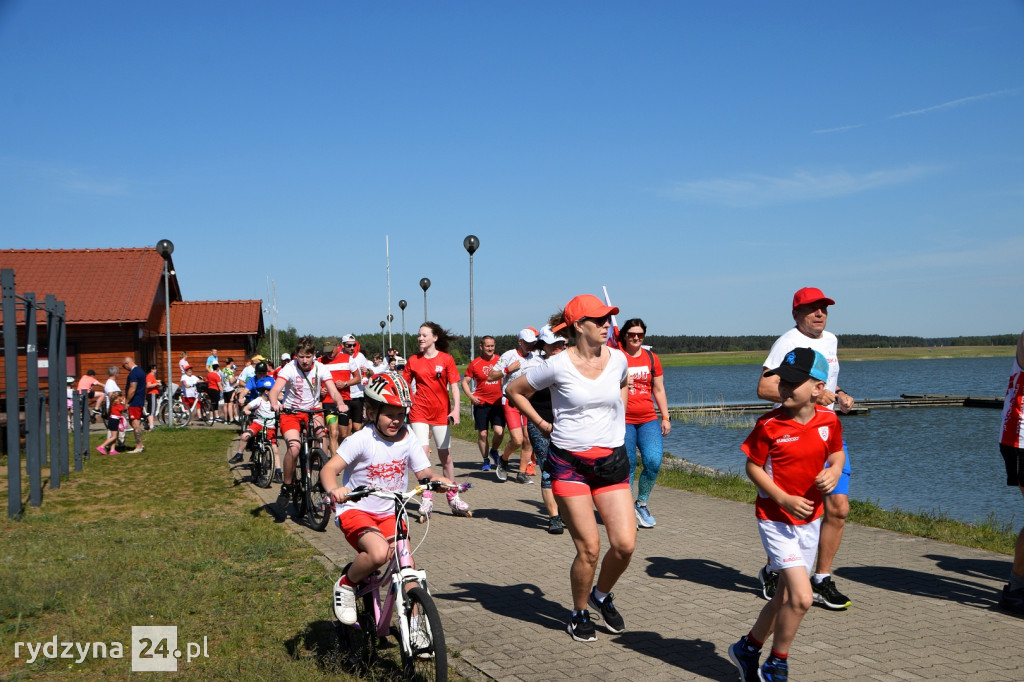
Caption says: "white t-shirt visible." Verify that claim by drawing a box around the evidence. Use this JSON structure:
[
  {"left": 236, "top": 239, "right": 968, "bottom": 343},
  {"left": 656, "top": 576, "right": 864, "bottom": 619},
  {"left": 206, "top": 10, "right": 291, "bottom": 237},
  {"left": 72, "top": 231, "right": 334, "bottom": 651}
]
[
  {"left": 180, "top": 373, "right": 200, "bottom": 398},
  {"left": 348, "top": 353, "right": 371, "bottom": 398},
  {"left": 494, "top": 348, "right": 534, "bottom": 402},
  {"left": 334, "top": 426, "right": 431, "bottom": 516},
  {"left": 238, "top": 364, "right": 256, "bottom": 385},
  {"left": 526, "top": 348, "right": 628, "bottom": 451},
  {"left": 277, "top": 360, "right": 333, "bottom": 411},
  {"left": 763, "top": 327, "right": 840, "bottom": 409},
  {"left": 245, "top": 396, "right": 277, "bottom": 426}
]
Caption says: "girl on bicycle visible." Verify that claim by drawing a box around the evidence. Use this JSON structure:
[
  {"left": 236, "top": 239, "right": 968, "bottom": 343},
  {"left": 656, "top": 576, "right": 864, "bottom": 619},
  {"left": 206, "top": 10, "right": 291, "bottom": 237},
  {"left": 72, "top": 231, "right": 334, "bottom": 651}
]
[
  {"left": 320, "top": 372, "right": 451, "bottom": 625},
  {"left": 230, "top": 377, "right": 277, "bottom": 465}
]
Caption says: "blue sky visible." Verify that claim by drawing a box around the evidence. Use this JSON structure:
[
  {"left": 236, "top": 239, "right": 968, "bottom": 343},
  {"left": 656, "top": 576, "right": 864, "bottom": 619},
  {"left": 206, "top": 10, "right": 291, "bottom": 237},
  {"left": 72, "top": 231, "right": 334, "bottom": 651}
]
[{"left": 2, "top": 1, "right": 1022, "bottom": 340}]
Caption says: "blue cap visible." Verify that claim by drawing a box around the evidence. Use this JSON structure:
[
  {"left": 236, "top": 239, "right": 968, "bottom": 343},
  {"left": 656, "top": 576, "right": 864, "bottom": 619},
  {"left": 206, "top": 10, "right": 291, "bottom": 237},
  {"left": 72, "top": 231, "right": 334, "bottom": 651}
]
[{"left": 765, "top": 347, "right": 829, "bottom": 383}]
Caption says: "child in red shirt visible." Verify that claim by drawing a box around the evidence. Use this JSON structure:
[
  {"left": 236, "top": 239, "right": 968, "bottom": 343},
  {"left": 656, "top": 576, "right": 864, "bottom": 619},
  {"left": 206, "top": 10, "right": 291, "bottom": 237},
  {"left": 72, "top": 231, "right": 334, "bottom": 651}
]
[{"left": 97, "top": 392, "right": 125, "bottom": 456}]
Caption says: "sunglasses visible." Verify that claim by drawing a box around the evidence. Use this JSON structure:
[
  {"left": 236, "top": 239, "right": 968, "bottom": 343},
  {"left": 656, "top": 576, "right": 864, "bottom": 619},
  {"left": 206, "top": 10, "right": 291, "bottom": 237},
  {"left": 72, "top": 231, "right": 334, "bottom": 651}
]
[
  {"left": 582, "top": 314, "right": 611, "bottom": 326},
  {"left": 626, "top": 331, "right": 645, "bottom": 339}
]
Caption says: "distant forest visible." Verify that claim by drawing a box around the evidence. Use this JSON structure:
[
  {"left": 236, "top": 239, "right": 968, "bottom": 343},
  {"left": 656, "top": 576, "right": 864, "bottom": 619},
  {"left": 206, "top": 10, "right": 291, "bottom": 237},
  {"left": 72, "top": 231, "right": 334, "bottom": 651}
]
[{"left": 258, "top": 328, "right": 1018, "bottom": 366}]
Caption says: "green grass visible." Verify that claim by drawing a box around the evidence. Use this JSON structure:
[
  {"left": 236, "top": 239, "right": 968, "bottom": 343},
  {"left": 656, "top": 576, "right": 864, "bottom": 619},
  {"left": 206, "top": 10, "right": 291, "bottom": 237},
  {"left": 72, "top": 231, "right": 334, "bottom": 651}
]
[{"left": 0, "top": 428, "right": 364, "bottom": 681}]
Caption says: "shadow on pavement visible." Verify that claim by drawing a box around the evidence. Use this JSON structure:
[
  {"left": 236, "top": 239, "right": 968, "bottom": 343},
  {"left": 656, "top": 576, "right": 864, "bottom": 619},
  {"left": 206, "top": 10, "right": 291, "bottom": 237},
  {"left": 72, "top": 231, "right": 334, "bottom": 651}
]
[
  {"left": 434, "top": 581, "right": 566, "bottom": 631},
  {"left": 923, "top": 553, "right": 1009, "bottom": 582},
  {"left": 836, "top": 564, "right": 1001, "bottom": 609},
  {"left": 613, "top": 630, "right": 735, "bottom": 681},
  {"left": 645, "top": 556, "right": 761, "bottom": 595}
]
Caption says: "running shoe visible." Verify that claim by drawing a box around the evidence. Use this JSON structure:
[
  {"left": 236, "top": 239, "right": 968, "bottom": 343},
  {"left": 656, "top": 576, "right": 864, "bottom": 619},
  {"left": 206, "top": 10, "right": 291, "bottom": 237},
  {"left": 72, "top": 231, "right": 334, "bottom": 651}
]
[
  {"left": 489, "top": 448, "right": 500, "bottom": 469},
  {"left": 547, "top": 515, "right": 565, "bottom": 534},
  {"left": 758, "top": 564, "right": 779, "bottom": 601},
  {"left": 515, "top": 471, "right": 533, "bottom": 485},
  {"left": 272, "top": 469, "right": 283, "bottom": 484},
  {"left": 276, "top": 483, "right": 293, "bottom": 515},
  {"left": 1000, "top": 584, "right": 1024, "bottom": 615},
  {"left": 587, "top": 589, "right": 625, "bottom": 633},
  {"left": 525, "top": 461, "right": 536, "bottom": 476},
  {"left": 96, "top": 446, "right": 108, "bottom": 456},
  {"left": 480, "top": 458, "right": 491, "bottom": 471},
  {"left": 495, "top": 457, "right": 509, "bottom": 482},
  {"left": 229, "top": 452, "right": 244, "bottom": 464},
  {"left": 333, "top": 578, "right": 357, "bottom": 625},
  {"left": 446, "top": 490, "right": 471, "bottom": 517},
  {"left": 760, "top": 656, "right": 789, "bottom": 681},
  {"left": 812, "top": 576, "right": 851, "bottom": 610},
  {"left": 728, "top": 637, "right": 761, "bottom": 682},
  {"left": 130, "top": 446, "right": 146, "bottom": 454},
  {"left": 567, "top": 610, "right": 597, "bottom": 642},
  {"left": 634, "top": 501, "right": 656, "bottom": 528}
]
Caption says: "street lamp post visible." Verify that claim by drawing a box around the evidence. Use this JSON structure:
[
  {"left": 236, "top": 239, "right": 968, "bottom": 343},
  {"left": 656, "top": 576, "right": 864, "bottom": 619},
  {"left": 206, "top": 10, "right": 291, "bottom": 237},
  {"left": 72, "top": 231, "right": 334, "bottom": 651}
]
[
  {"left": 419, "top": 278, "right": 431, "bottom": 323},
  {"left": 380, "top": 320, "right": 386, "bottom": 358},
  {"left": 398, "top": 300, "right": 407, "bottom": 359},
  {"left": 463, "top": 235, "right": 479, "bottom": 363},
  {"left": 155, "top": 239, "right": 174, "bottom": 427}
]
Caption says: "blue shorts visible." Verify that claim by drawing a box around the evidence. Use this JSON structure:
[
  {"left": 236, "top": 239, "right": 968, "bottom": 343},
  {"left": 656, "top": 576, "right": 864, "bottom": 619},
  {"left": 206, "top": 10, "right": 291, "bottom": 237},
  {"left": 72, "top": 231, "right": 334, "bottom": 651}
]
[
  {"left": 825, "top": 441, "right": 851, "bottom": 497},
  {"left": 473, "top": 401, "right": 505, "bottom": 431}
]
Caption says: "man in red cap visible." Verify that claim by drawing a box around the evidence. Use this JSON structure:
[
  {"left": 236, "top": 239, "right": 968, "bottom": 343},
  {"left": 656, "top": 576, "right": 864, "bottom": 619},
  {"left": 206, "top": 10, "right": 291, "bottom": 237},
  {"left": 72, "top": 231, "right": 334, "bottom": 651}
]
[{"left": 755, "top": 287, "right": 856, "bottom": 611}]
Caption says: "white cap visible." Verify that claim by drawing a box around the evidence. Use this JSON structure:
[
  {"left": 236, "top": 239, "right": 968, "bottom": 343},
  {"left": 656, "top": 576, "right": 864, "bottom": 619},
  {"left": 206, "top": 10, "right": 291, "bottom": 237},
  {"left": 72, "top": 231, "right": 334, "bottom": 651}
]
[
  {"left": 538, "top": 324, "right": 566, "bottom": 345},
  {"left": 281, "top": 353, "right": 291, "bottom": 361},
  {"left": 518, "top": 327, "right": 539, "bottom": 343},
  {"left": 342, "top": 334, "right": 356, "bottom": 343}
]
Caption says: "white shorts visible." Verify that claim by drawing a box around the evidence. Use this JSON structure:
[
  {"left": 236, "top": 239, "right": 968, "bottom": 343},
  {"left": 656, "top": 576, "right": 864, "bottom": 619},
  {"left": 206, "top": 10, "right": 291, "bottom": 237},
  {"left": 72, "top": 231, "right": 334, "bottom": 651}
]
[
  {"left": 409, "top": 422, "right": 452, "bottom": 451},
  {"left": 758, "top": 517, "right": 821, "bottom": 574}
]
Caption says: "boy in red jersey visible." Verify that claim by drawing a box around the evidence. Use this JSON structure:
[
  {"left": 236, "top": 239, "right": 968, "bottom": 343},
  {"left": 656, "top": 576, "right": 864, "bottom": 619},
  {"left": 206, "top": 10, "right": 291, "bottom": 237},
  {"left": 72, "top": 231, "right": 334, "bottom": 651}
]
[
  {"left": 729, "top": 348, "right": 845, "bottom": 682},
  {"left": 461, "top": 335, "right": 505, "bottom": 471}
]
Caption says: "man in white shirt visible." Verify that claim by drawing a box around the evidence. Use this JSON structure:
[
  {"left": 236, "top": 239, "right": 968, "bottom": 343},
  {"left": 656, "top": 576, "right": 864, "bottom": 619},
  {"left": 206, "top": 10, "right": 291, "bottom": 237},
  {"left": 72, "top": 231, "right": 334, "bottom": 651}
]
[{"left": 341, "top": 334, "right": 372, "bottom": 433}]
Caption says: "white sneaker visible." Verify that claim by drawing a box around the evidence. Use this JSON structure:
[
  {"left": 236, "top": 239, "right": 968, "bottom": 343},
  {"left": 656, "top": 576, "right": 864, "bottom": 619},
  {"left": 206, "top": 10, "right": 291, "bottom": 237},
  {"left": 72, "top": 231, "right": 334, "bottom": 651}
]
[
  {"left": 333, "top": 579, "right": 357, "bottom": 625},
  {"left": 409, "top": 616, "right": 432, "bottom": 656}
]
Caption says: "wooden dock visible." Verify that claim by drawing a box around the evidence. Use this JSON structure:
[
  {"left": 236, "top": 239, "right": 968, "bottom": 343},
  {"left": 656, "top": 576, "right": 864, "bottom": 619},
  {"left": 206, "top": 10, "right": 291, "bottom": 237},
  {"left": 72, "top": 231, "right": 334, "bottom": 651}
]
[{"left": 667, "top": 393, "right": 1004, "bottom": 418}]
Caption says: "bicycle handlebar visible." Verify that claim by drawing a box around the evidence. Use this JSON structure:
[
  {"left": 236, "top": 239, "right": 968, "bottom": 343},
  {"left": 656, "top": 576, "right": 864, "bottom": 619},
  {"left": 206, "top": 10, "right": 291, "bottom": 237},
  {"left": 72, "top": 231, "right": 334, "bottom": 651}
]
[{"left": 331, "top": 481, "right": 471, "bottom": 504}]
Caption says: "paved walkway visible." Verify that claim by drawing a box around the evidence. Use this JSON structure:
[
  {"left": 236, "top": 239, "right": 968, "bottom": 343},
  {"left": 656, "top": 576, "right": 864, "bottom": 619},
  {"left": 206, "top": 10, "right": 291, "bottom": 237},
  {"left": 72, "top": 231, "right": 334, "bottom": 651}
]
[{"left": 226, "top": 433, "right": 1024, "bottom": 681}]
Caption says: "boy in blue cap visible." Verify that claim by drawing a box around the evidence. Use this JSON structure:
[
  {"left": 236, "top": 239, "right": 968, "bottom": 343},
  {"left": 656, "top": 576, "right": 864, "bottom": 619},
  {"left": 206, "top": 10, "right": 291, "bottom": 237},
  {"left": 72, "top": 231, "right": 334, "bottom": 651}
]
[{"left": 730, "top": 347, "right": 846, "bottom": 681}]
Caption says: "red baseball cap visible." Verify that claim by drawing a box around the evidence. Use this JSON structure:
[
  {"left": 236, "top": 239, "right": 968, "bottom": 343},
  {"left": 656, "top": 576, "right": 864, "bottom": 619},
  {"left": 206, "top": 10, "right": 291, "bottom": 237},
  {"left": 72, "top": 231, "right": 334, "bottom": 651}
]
[
  {"left": 552, "top": 294, "right": 619, "bottom": 332},
  {"left": 792, "top": 287, "right": 835, "bottom": 310}
]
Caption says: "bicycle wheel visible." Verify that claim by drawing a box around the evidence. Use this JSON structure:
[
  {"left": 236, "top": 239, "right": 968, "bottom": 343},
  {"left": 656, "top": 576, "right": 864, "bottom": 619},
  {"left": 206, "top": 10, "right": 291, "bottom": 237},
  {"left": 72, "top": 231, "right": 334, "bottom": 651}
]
[
  {"left": 305, "top": 448, "right": 331, "bottom": 531},
  {"left": 255, "top": 442, "right": 274, "bottom": 488},
  {"left": 401, "top": 585, "right": 447, "bottom": 682},
  {"left": 175, "top": 401, "right": 191, "bottom": 427},
  {"left": 202, "top": 398, "right": 216, "bottom": 426}
]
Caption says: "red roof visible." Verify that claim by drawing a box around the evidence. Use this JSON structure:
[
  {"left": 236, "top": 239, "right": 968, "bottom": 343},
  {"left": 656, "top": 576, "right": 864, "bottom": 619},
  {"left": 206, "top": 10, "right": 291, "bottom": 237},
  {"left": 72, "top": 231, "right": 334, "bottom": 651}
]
[
  {"left": 0, "top": 248, "right": 179, "bottom": 324},
  {"left": 160, "top": 300, "right": 264, "bottom": 336}
]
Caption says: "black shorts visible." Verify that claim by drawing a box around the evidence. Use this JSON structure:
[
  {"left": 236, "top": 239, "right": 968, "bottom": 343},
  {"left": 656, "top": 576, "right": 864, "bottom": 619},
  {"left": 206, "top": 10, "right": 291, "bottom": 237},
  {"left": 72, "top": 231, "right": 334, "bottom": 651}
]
[
  {"left": 344, "top": 398, "right": 365, "bottom": 424},
  {"left": 206, "top": 388, "right": 220, "bottom": 408},
  {"left": 473, "top": 401, "right": 506, "bottom": 431},
  {"left": 1000, "top": 443, "right": 1024, "bottom": 487},
  {"left": 323, "top": 402, "right": 351, "bottom": 426}
]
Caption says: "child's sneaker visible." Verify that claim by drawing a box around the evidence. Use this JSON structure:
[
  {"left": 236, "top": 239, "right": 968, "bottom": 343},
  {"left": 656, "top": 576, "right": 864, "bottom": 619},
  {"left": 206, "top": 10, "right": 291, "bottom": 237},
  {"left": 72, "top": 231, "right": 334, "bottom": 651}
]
[
  {"left": 634, "top": 501, "right": 656, "bottom": 528},
  {"left": 586, "top": 588, "right": 625, "bottom": 633},
  {"left": 229, "top": 452, "right": 244, "bottom": 464},
  {"left": 333, "top": 577, "right": 357, "bottom": 625},
  {"left": 418, "top": 490, "right": 434, "bottom": 520},
  {"left": 758, "top": 564, "right": 779, "bottom": 601},
  {"left": 495, "top": 457, "right": 509, "bottom": 482},
  {"left": 761, "top": 655, "right": 789, "bottom": 681},
  {"left": 728, "top": 637, "right": 762, "bottom": 682},
  {"left": 96, "top": 446, "right": 108, "bottom": 456},
  {"left": 566, "top": 610, "right": 597, "bottom": 642},
  {"left": 446, "top": 490, "right": 472, "bottom": 517}
]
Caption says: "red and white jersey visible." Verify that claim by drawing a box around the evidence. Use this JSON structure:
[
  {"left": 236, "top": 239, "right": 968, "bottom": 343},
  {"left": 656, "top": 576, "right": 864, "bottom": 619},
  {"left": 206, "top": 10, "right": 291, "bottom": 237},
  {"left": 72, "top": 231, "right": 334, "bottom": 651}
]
[
  {"left": 493, "top": 348, "right": 533, "bottom": 402},
  {"left": 464, "top": 355, "right": 502, "bottom": 404},
  {"left": 742, "top": 406, "right": 844, "bottom": 526},
  {"left": 1001, "top": 357, "right": 1024, "bottom": 448},
  {"left": 277, "top": 360, "right": 332, "bottom": 411},
  {"left": 321, "top": 349, "right": 359, "bottom": 403},
  {"left": 402, "top": 351, "right": 459, "bottom": 425},
  {"left": 335, "top": 427, "right": 431, "bottom": 516},
  {"left": 621, "top": 348, "right": 664, "bottom": 425}
]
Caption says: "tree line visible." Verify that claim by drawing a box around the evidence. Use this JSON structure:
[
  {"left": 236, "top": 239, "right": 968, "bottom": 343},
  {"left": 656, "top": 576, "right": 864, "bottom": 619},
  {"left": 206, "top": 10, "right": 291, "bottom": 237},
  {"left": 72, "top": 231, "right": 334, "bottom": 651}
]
[{"left": 258, "top": 327, "right": 1018, "bottom": 366}]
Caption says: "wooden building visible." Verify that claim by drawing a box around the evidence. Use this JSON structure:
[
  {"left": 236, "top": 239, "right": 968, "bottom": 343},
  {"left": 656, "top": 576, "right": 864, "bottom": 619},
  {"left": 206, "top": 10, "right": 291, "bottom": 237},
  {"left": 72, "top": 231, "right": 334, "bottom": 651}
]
[{"left": 0, "top": 248, "right": 264, "bottom": 392}]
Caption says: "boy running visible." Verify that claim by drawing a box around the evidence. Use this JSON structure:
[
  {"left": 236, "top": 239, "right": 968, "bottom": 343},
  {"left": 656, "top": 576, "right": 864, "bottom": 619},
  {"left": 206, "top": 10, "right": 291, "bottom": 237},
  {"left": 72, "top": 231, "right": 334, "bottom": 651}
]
[{"left": 730, "top": 348, "right": 845, "bottom": 681}]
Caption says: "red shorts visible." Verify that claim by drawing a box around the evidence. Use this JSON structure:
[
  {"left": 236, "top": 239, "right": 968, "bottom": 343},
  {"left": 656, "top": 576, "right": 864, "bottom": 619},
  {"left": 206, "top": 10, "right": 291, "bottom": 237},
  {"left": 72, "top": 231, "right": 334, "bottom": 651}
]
[
  {"left": 183, "top": 397, "right": 196, "bottom": 409},
  {"left": 502, "top": 402, "right": 528, "bottom": 430},
  {"left": 247, "top": 422, "right": 276, "bottom": 442},
  {"left": 337, "top": 509, "right": 397, "bottom": 551},
  {"left": 127, "top": 406, "right": 143, "bottom": 421},
  {"left": 279, "top": 411, "right": 324, "bottom": 435}
]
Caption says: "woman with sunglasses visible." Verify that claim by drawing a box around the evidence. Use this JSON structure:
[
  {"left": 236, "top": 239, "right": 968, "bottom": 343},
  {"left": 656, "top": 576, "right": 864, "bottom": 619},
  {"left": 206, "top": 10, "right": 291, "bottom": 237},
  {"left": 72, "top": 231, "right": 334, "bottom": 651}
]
[
  {"left": 402, "top": 322, "right": 470, "bottom": 517},
  {"left": 617, "top": 319, "right": 671, "bottom": 528},
  {"left": 506, "top": 294, "right": 633, "bottom": 643}
]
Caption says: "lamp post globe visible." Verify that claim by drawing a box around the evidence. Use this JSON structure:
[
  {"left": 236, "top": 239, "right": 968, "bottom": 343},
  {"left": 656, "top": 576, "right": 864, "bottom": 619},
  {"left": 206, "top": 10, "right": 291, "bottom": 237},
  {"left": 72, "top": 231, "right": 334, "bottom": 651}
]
[
  {"left": 419, "top": 278, "right": 431, "bottom": 323},
  {"left": 463, "top": 235, "right": 480, "bottom": 362},
  {"left": 398, "top": 300, "right": 408, "bottom": 358}
]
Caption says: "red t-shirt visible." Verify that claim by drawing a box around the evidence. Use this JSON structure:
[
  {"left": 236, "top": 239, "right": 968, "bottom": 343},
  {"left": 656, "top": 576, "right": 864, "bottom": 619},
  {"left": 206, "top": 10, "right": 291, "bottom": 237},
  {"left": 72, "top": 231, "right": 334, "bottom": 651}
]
[
  {"left": 321, "top": 349, "right": 358, "bottom": 404},
  {"left": 110, "top": 403, "right": 125, "bottom": 418},
  {"left": 145, "top": 372, "right": 159, "bottom": 395},
  {"left": 741, "top": 406, "right": 844, "bottom": 526},
  {"left": 403, "top": 352, "right": 459, "bottom": 425},
  {"left": 206, "top": 371, "right": 222, "bottom": 391},
  {"left": 464, "top": 355, "right": 502, "bottom": 404},
  {"left": 622, "top": 348, "right": 663, "bottom": 424}
]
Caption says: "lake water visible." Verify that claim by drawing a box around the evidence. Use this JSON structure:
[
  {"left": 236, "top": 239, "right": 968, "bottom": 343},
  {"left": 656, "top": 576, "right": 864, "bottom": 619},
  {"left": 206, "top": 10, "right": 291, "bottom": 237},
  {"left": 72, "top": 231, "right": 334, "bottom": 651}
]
[{"left": 661, "top": 356, "right": 1022, "bottom": 529}]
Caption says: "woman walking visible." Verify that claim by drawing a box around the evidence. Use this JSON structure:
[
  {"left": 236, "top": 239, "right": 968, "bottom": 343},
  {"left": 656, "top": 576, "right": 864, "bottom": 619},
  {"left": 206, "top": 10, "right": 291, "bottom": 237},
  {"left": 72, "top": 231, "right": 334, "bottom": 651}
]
[
  {"left": 617, "top": 318, "right": 671, "bottom": 528},
  {"left": 507, "top": 294, "right": 633, "bottom": 642},
  {"left": 402, "top": 322, "right": 470, "bottom": 517}
]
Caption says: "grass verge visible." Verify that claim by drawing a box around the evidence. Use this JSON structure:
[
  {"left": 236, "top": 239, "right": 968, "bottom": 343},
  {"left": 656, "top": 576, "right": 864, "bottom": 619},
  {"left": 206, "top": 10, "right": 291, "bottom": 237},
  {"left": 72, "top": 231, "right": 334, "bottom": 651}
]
[{"left": 0, "top": 428, "right": 357, "bottom": 681}]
